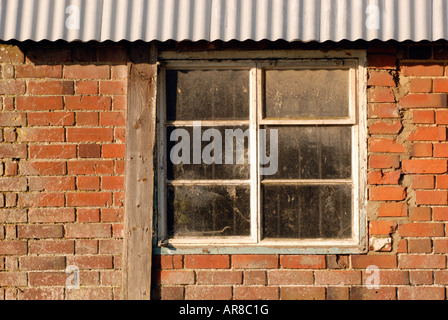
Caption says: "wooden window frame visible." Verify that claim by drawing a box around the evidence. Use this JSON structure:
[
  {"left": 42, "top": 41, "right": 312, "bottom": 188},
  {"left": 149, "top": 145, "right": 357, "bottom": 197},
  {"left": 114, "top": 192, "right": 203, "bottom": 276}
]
[{"left": 155, "top": 50, "right": 368, "bottom": 253}]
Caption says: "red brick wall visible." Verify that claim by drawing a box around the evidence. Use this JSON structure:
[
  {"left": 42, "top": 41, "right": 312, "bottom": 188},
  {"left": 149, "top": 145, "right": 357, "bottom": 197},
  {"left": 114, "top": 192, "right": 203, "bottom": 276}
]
[
  {"left": 0, "top": 42, "right": 126, "bottom": 300},
  {"left": 1, "top": 41, "right": 448, "bottom": 300}
]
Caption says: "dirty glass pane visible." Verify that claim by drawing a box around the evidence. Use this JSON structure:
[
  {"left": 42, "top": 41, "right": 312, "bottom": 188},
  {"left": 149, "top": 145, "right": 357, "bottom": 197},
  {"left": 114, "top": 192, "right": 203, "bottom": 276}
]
[
  {"left": 262, "top": 184, "right": 352, "bottom": 239},
  {"left": 167, "top": 125, "right": 250, "bottom": 180},
  {"left": 167, "top": 185, "right": 251, "bottom": 237},
  {"left": 264, "top": 69, "right": 349, "bottom": 119},
  {"left": 262, "top": 126, "right": 351, "bottom": 179},
  {"left": 166, "top": 69, "right": 250, "bottom": 121}
]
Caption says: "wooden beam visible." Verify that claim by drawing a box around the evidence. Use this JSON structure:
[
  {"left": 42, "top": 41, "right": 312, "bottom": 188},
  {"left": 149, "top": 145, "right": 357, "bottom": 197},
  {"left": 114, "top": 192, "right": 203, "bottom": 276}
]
[{"left": 122, "top": 42, "right": 158, "bottom": 300}]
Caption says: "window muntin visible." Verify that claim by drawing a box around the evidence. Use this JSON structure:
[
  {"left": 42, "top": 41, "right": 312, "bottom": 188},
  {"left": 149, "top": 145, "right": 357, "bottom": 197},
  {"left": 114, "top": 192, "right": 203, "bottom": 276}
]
[{"left": 157, "top": 57, "right": 365, "bottom": 249}]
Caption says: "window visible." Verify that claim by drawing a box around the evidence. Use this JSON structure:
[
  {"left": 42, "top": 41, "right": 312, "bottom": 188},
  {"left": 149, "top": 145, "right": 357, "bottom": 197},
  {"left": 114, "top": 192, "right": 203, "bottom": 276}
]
[{"left": 157, "top": 51, "right": 367, "bottom": 253}]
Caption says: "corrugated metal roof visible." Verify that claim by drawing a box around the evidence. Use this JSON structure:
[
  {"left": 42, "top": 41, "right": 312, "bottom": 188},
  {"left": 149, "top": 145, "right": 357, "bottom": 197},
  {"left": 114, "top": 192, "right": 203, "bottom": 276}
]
[{"left": 0, "top": 0, "right": 447, "bottom": 42}]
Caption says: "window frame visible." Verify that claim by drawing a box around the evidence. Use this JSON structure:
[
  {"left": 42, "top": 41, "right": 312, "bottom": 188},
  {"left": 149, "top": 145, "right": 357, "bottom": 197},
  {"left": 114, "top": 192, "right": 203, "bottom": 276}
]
[{"left": 155, "top": 50, "right": 368, "bottom": 254}]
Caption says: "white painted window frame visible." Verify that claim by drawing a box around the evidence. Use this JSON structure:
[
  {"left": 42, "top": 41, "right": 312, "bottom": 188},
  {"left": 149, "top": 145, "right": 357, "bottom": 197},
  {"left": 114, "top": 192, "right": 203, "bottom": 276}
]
[{"left": 156, "top": 50, "right": 367, "bottom": 253}]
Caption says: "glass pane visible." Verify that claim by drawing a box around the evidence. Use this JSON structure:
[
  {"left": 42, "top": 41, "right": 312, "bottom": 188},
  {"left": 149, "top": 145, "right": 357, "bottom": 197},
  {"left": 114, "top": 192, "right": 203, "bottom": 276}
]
[
  {"left": 263, "top": 184, "right": 352, "bottom": 239},
  {"left": 167, "top": 126, "right": 250, "bottom": 180},
  {"left": 264, "top": 69, "right": 350, "bottom": 118},
  {"left": 166, "top": 69, "right": 250, "bottom": 121},
  {"left": 262, "top": 126, "right": 351, "bottom": 179},
  {"left": 167, "top": 185, "right": 251, "bottom": 237}
]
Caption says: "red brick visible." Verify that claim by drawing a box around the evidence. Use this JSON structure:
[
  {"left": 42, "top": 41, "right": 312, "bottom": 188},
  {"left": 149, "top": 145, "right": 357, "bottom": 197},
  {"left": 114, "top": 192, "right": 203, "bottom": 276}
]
[
  {"left": 280, "top": 287, "right": 326, "bottom": 300},
  {"left": 435, "top": 270, "right": 448, "bottom": 283},
  {"left": 0, "top": 272, "right": 27, "bottom": 286},
  {"left": 368, "top": 170, "right": 401, "bottom": 185},
  {"left": 66, "top": 192, "right": 112, "bottom": 207},
  {"left": 18, "top": 127, "right": 65, "bottom": 142},
  {"left": 0, "top": 80, "right": 25, "bottom": 94},
  {"left": 100, "top": 81, "right": 127, "bottom": 95},
  {"left": 243, "top": 270, "right": 266, "bottom": 285},
  {"left": 184, "top": 255, "right": 230, "bottom": 269},
  {"left": 369, "top": 120, "right": 402, "bottom": 134},
  {"left": 411, "top": 143, "right": 433, "bottom": 157},
  {"left": 413, "top": 110, "right": 434, "bottom": 124},
  {"left": 78, "top": 144, "right": 101, "bottom": 158},
  {"left": 65, "top": 65, "right": 109, "bottom": 79},
  {"left": 18, "top": 225, "right": 64, "bottom": 239},
  {"left": 66, "top": 288, "right": 112, "bottom": 300},
  {"left": 29, "top": 240, "right": 74, "bottom": 254},
  {"left": 29, "top": 176, "right": 75, "bottom": 192},
  {"left": 77, "top": 176, "right": 100, "bottom": 191},
  {"left": 268, "top": 270, "right": 314, "bottom": 285},
  {"left": 368, "top": 87, "right": 395, "bottom": 103},
  {"left": 435, "top": 110, "right": 448, "bottom": 124},
  {"left": 398, "top": 223, "right": 445, "bottom": 237},
  {"left": 368, "top": 71, "right": 396, "bottom": 86},
  {"left": 101, "top": 208, "right": 123, "bottom": 222},
  {"left": 0, "top": 177, "right": 26, "bottom": 191},
  {"left": 369, "top": 138, "right": 406, "bottom": 153},
  {"left": 15, "top": 65, "right": 62, "bottom": 78},
  {"left": 369, "top": 154, "right": 400, "bottom": 169},
  {"left": 0, "top": 112, "right": 26, "bottom": 126},
  {"left": 0, "top": 209, "right": 26, "bottom": 223},
  {"left": 19, "top": 193, "right": 65, "bottom": 207},
  {"left": 399, "top": 94, "right": 447, "bottom": 108},
  {"left": 369, "top": 220, "right": 397, "bottom": 235},
  {"left": 16, "top": 96, "right": 63, "bottom": 111},
  {"left": 436, "top": 175, "right": 448, "bottom": 189},
  {"left": 0, "top": 241, "right": 27, "bottom": 255},
  {"left": 232, "top": 255, "right": 278, "bottom": 269},
  {"left": 408, "top": 239, "right": 432, "bottom": 254},
  {"left": 402, "top": 63, "right": 444, "bottom": 76},
  {"left": 410, "top": 78, "right": 432, "bottom": 93},
  {"left": 28, "top": 208, "right": 75, "bottom": 223},
  {"left": 65, "top": 223, "right": 111, "bottom": 238},
  {"left": 75, "top": 80, "right": 98, "bottom": 94},
  {"left": 368, "top": 103, "right": 399, "bottom": 118},
  {"left": 77, "top": 208, "right": 100, "bottom": 223},
  {"left": 184, "top": 286, "right": 232, "bottom": 300},
  {"left": 407, "top": 127, "right": 446, "bottom": 141},
  {"left": 29, "top": 145, "right": 76, "bottom": 159},
  {"left": 67, "top": 160, "right": 114, "bottom": 175},
  {"left": 434, "top": 143, "right": 448, "bottom": 157},
  {"left": 280, "top": 255, "right": 325, "bottom": 269},
  {"left": 434, "top": 239, "right": 448, "bottom": 253},
  {"left": 67, "top": 128, "right": 113, "bottom": 142},
  {"left": 399, "top": 255, "right": 446, "bottom": 269},
  {"left": 314, "top": 271, "right": 361, "bottom": 285},
  {"left": 27, "top": 81, "right": 74, "bottom": 95},
  {"left": 233, "top": 286, "right": 279, "bottom": 300},
  {"left": 434, "top": 79, "right": 448, "bottom": 93},
  {"left": 28, "top": 272, "right": 69, "bottom": 286},
  {"left": 18, "top": 288, "right": 64, "bottom": 300},
  {"left": 409, "top": 207, "right": 432, "bottom": 221},
  {"left": 98, "top": 239, "right": 122, "bottom": 254},
  {"left": 102, "top": 144, "right": 125, "bottom": 158},
  {"left": 154, "top": 270, "right": 195, "bottom": 285},
  {"left": 402, "top": 159, "right": 447, "bottom": 174},
  {"left": 412, "top": 175, "right": 434, "bottom": 189},
  {"left": 377, "top": 202, "right": 407, "bottom": 217},
  {"left": 0, "top": 144, "right": 26, "bottom": 159},
  {"left": 66, "top": 96, "right": 111, "bottom": 110},
  {"left": 76, "top": 111, "right": 99, "bottom": 125},
  {"left": 196, "top": 270, "right": 242, "bottom": 285},
  {"left": 433, "top": 207, "right": 448, "bottom": 221},
  {"left": 350, "top": 287, "right": 396, "bottom": 300},
  {"left": 28, "top": 112, "right": 75, "bottom": 126},
  {"left": 361, "top": 270, "right": 409, "bottom": 285},
  {"left": 67, "top": 255, "right": 113, "bottom": 269},
  {"left": 326, "top": 287, "right": 349, "bottom": 300},
  {"left": 369, "top": 186, "right": 406, "bottom": 201},
  {"left": 398, "top": 287, "right": 445, "bottom": 300},
  {"left": 20, "top": 256, "right": 66, "bottom": 270},
  {"left": 416, "top": 190, "right": 448, "bottom": 205},
  {"left": 19, "top": 161, "right": 66, "bottom": 175},
  {"left": 75, "top": 240, "right": 98, "bottom": 254},
  {"left": 101, "top": 176, "right": 124, "bottom": 191},
  {"left": 368, "top": 54, "right": 397, "bottom": 69}
]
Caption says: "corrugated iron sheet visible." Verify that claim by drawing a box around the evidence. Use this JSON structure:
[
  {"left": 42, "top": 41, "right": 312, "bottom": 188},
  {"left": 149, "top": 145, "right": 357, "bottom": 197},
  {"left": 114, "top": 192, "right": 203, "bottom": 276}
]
[{"left": 0, "top": 0, "right": 447, "bottom": 42}]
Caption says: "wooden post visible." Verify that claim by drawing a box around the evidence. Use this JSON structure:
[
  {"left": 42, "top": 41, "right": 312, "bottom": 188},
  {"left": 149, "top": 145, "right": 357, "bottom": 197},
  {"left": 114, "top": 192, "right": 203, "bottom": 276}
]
[{"left": 122, "top": 42, "right": 158, "bottom": 300}]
